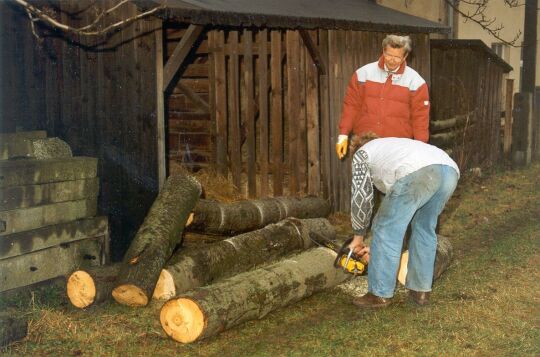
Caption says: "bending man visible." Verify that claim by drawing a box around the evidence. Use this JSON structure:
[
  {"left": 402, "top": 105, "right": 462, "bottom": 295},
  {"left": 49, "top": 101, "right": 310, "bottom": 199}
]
[{"left": 348, "top": 134, "right": 459, "bottom": 308}]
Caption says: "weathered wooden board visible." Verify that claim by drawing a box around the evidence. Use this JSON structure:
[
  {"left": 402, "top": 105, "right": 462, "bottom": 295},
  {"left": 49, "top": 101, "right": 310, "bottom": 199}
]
[
  {"left": 0, "top": 157, "right": 97, "bottom": 188},
  {"left": 0, "top": 132, "right": 48, "bottom": 160},
  {"left": 0, "top": 235, "right": 105, "bottom": 292},
  {"left": 0, "top": 216, "right": 108, "bottom": 260},
  {"left": 0, "top": 178, "right": 99, "bottom": 211},
  {"left": 0, "top": 198, "right": 97, "bottom": 236}
]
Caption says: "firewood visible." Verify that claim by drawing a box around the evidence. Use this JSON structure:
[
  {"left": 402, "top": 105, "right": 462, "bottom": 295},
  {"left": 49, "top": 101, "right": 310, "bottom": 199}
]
[
  {"left": 188, "top": 196, "right": 330, "bottom": 235},
  {"left": 160, "top": 247, "right": 349, "bottom": 343},
  {"left": 153, "top": 217, "right": 335, "bottom": 300},
  {"left": 112, "top": 174, "right": 201, "bottom": 307},
  {"left": 66, "top": 264, "right": 120, "bottom": 308}
]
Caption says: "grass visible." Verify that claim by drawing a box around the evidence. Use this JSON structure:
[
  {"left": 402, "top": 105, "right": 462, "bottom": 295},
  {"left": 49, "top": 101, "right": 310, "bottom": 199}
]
[{"left": 2, "top": 163, "right": 540, "bottom": 356}]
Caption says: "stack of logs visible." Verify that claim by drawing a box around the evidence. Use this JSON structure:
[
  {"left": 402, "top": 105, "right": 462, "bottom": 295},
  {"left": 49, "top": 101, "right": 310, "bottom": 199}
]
[{"left": 66, "top": 173, "right": 453, "bottom": 344}]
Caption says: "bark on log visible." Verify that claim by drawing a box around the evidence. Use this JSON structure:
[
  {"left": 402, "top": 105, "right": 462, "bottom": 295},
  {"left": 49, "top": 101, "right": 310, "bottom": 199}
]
[
  {"left": 112, "top": 174, "right": 201, "bottom": 307},
  {"left": 67, "top": 264, "right": 120, "bottom": 309},
  {"left": 188, "top": 196, "right": 330, "bottom": 235},
  {"left": 397, "top": 235, "right": 453, "bottom": 285},
  {"left": 0, "top": 311, "right": 28, "bottom": 347},
  {"left": 160, "top": 247, "right": 349, "bottom": 343},
  {"left": 153, "top": 217, "right": 335, "bottom": 300}
]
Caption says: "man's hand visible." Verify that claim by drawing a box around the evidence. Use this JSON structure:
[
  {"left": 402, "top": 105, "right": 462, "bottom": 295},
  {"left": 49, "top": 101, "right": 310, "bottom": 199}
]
[
  {"left": 335, "top": 135, "right": 348, "bottom": 159},
  {"left": 349, "top": 235, "right": 370, "bottom": 264}
]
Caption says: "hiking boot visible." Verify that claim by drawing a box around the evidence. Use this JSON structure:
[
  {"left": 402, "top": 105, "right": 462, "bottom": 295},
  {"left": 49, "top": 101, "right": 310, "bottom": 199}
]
[
  {"left": 352, "top": 292, "right": 392, "bottom": 309},
  {"left": 409, "top": 290, "right": 431, "bottom": 306}
]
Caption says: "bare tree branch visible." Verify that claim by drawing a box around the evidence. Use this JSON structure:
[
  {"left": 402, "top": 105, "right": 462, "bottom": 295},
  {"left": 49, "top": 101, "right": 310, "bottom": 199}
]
[
  {"left": 13, "top": 0, "right": 166, "bottom": 37},
  {"left": 447, "top": 0, "right": 523, "bottom": 47}
]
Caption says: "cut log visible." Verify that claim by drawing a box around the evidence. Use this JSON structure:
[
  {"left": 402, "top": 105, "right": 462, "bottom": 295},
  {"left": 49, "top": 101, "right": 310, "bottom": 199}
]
[
  {"left": 67, "top": 264, "right": 120, "bottom": 309},
  {"left": 160, "top": 247, "right": 349, "bottom": 343},
  {"left": 0, "top": 311, "right": 28, "bottom": 347},
  {"left": 153, "top": 217, "right": 335, "bottom": 300},
  {"left": 112, "top": 174, "right": 201, "bottom": 307},
  {"left": 189, "top": 196, "right": 331, "bottom": 235},
  {"left": 397, "top": 235, "right": 453, "bottom": 285}
]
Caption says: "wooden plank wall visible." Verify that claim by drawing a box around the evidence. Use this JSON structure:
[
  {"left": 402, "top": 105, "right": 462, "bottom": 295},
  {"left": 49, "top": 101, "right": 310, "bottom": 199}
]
[
  {"left": 0, "top": 1, "right": 161, "bottom": 261},
  {"left": 170, "top": 27, "right": 431, "bottom": 211},
  {"left": 430, "top": 45, "right": 506, "bottom": 170}
]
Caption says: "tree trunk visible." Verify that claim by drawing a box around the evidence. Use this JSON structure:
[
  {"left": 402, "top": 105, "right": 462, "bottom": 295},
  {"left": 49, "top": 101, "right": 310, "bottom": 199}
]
[
  {"left": 67, "top": 264, "right": 120, "bottom": 308},
  {"left": 153, "top": 217, "right": 335, "bottom": 300},
  {"left": 397, "top": 235, "right": 453, "bottom": 285},
  {"left": 160, "top": 247, "right": 349, "bottom": 343},
  {"left": 0, "top": 311, "right": 28, "bottom": 347},
  {"left": 112, "top": 174, "right": 201, "bottom": 307},
  {"left": 188, "top": 196, "right": 330, "bottom": 235}
]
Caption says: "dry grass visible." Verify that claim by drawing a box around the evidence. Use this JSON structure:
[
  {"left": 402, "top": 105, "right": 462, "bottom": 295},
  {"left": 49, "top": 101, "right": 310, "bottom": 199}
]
[{"left": 2, "top": 163, "right": 539, "bottom": 356}]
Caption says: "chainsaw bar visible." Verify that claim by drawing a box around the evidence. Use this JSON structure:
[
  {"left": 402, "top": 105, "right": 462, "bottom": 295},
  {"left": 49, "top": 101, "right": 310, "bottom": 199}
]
[{"left": 308, "top": 231, "right": 367, "bottom": 275}]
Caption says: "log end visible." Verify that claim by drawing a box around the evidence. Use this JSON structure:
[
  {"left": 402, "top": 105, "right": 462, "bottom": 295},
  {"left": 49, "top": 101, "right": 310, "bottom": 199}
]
[
  {"left": 397, "top": 250, "right": 409, "bottom": 286},
  {"left": 67, "top": 271, "right": 96, "bottom": 309},
  {"left": 152, "top": 269, "right": 176, "bottom": 300},
  {"left": 112, "top": 284, "right": 149, "bottom": 307},
  {"left": 160, "top": 298, "right": 205, "bottom": 343}
]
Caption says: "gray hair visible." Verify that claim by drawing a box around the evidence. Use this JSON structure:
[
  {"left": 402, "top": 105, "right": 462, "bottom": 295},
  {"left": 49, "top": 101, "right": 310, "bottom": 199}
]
[{"left": 382, "top": 35, "right": 412, "bottom": 54}]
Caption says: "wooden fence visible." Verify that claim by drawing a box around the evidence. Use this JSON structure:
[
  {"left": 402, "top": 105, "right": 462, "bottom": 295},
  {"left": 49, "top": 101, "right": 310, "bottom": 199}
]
[
  {"left": 430, "top": 40, "right": 512, "bottom": 170},
  {"left": 167, "top": 27, "right": 431, "bottom": 212}
]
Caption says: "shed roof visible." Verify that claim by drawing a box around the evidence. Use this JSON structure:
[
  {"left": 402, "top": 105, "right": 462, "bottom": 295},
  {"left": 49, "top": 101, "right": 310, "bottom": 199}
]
[
  {"left": 133, "top": 0, "right": 450, "bottom": 33},
  {"left": 431, "top": 39, "right": 513, "bottom": 73}
]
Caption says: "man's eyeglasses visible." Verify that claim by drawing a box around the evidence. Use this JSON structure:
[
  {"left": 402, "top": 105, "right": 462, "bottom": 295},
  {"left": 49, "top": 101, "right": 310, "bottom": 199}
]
[{"left": 383, "top": 51, "right": 404, "bottom": 61}]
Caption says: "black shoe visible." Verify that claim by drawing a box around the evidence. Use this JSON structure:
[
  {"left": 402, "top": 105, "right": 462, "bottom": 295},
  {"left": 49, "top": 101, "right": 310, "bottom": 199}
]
[
  {"left": 409, "top": 290, "right": 430, "bottom": 306},
  {"left": 352, "top": 292, "right": 392, "bottom": 309}
]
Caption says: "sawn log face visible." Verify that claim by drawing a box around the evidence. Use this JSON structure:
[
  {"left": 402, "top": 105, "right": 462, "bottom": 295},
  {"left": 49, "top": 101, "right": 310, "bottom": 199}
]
[{"left": 67, "top": 264, "right": 121, "bottom": 308}]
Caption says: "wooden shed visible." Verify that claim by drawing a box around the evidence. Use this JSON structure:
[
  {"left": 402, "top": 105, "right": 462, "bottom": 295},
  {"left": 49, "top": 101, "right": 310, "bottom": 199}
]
[
  {"left": 0, "top": 0, "right": 448, "bottom": 259},
  {"left": 430, "top": 39, "right": 512, "bottom": 169}
]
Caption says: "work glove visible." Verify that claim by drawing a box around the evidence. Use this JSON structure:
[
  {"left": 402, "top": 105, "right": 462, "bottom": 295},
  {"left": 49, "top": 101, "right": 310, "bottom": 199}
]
[{"left": 335, "top": 135, "right": 348, "bottom": 159}]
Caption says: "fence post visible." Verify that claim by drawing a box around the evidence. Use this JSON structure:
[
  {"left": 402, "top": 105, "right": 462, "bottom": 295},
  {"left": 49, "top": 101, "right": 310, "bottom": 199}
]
[
  {"left": 534, "top": 88, "right": 540, "bottom": 161},
  {"left": 503, "top": 79, "right": 514, "bottom": 158},
  {"left": 511, "top": 92, "right": 533, "bottom": 166}
]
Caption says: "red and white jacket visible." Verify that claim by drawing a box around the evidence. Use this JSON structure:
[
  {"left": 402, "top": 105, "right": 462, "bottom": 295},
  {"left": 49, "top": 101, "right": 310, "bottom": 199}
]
[{"left": 338, "top": 55, "right": 430, "bottom": 143}]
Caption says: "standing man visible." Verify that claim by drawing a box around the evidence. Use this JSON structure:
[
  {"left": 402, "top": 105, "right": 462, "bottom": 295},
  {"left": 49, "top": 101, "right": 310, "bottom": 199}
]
[
  {"left": 336, "top": 35, "right": 430, "bottom": 159},
  {"left": 348, "top": 134, "right": 459, "bottom": 307}
]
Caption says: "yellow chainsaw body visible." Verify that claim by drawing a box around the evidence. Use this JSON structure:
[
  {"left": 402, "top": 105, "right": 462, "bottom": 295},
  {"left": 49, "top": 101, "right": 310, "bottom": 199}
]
[{"left": 339, "top": 255, "right": 366, "bottom": 275}]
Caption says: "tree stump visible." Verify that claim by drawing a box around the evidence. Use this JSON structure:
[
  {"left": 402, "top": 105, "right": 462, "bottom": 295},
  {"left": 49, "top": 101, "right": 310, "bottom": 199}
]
[
  {"left": 112, "top": 174, "right": 201, "bottom": 307},
  {"left": 153, "top": 217, "right": 335, "bottom": 300},
  {"left": 188, "top": 196, "right": 330, "bottom": 235},
  {"left": 160, "top": 247, "right": 349, "bottom": 343}
]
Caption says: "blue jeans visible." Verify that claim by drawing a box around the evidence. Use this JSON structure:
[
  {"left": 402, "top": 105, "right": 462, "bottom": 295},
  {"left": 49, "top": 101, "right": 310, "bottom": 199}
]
[{"left": 368, "top": 164, "right": 458, "bottom": 298}]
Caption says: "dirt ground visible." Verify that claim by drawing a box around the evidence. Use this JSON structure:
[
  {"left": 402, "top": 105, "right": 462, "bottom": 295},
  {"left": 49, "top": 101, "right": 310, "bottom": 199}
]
[{"left": 1, "top": 162, "right": 539, "bottom": 356}]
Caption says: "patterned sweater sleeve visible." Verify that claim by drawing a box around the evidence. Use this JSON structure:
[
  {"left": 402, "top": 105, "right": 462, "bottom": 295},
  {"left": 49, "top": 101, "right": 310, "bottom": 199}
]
[{"left": 351, "top": 149, "right": 374, "bottom": 235}]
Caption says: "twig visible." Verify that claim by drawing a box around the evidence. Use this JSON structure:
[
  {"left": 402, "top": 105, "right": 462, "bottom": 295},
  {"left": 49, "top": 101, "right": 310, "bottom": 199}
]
[
  {"left": 446, "top": 0, "right": 523, "bottom": 47},
  {"left": 13, "top": 0, "right": 166, "bottom": 37}
]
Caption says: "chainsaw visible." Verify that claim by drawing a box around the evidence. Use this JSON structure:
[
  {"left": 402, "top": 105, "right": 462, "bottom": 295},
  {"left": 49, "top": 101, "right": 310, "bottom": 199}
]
[{"left": 308, "top": 232, "right": 367, "bottom": 275}]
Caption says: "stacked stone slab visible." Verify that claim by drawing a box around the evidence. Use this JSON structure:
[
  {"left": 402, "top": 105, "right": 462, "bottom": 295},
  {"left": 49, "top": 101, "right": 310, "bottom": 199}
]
[{"left": 0, "top": 131, "right": 108, "bottom": 293}]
